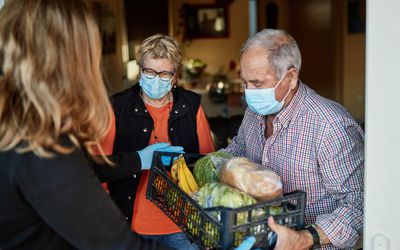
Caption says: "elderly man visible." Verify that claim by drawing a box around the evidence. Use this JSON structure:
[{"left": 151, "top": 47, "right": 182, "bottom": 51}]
[{"left": 224, "top": 29, "right": 364, "bottom": 249}]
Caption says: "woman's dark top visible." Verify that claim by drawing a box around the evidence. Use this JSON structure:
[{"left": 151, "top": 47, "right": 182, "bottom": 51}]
[
  {"left": 0, "top": 146, "right": 171, "bottom": 250},
  {"left": 108, "top": 84, "right": 201, "bottom": 222}
]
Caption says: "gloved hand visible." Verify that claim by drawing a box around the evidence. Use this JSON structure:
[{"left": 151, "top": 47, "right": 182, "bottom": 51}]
[
  {"left": 234, "top": 236, "right": 256, "bottom": 250},
  {"left": 137, "top": 143, "right": 170, "bottom": 170},
  {"left": 158, "top": 146, "right": 184, "bottom": 166}
]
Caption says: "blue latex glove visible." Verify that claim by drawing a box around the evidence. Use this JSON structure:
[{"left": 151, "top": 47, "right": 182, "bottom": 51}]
[
  {"left": 234, "top": 236, "right": 256, "bottom": 250},
  {"left": 137, "top": 143, "right": 170, "bottom": 170},
  {"left": 158, "top": 146, "right": 184, "bottom": 166}
]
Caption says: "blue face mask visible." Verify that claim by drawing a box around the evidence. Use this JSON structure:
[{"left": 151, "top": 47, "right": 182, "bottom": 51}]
[
  {"left": 139, "top": 76, "right": 172, "bottom": 100},
  {"left": 244, "top": 71, "right": 291, "bottom": 115}
]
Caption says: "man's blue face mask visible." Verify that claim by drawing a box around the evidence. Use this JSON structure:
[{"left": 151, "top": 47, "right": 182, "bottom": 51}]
[
  {"left": 244, "top": 71, "right": 291, "bottom": 116},
  {"left": 139, "top": 75, "right": 172, "bottom": 100}
]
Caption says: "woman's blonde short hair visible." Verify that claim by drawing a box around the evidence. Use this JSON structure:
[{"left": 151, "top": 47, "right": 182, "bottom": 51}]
[
  {"left": 0, "top": 0, "right": 113, "bottom": 158},
  {"left": 136, "top": 34, "right": 182, "bottom": 72}
]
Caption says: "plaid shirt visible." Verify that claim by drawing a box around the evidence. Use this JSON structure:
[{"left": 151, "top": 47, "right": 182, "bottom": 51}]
[{"left": 224, "top": 82, "right": 364, "bottom": 249}]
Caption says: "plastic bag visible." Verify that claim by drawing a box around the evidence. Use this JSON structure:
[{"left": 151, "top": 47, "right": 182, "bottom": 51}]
[
  {"left": 193, "top": 182, "right": 265, "bottom": 225},
  {"left": 220, "top": 157, "right": 283, "bottom": 201},
  {"left": 193, "top": 151, "right": 233, "bottom": 187}
]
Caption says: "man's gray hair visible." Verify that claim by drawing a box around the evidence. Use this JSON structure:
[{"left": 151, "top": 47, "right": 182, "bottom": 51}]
[{"left": 241, "top": 29, "right": 302, "bottom": 80}]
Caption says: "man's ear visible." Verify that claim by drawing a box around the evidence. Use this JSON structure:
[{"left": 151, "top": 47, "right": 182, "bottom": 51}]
[{"left": 286, "top": 68, "right": 299, "bottom": 89}]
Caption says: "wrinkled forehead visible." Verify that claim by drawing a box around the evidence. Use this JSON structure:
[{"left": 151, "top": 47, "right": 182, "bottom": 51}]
[{"left": 240, "top": 48, "right": 275, "bottom": 78}]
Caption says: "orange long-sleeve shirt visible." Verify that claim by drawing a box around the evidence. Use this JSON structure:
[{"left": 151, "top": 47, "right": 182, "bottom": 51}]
[{"left": 94, "top": 115, "right": 116, "bottom": 192}]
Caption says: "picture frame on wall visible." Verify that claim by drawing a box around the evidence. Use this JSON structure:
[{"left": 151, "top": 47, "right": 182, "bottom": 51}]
[{"left": 184, "top": 4, "right": 229, "bottom": 39}]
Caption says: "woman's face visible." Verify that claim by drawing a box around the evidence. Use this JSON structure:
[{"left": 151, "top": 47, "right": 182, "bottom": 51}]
[{"left": 139, "top": 57, "right": 176, "bottom": 100}]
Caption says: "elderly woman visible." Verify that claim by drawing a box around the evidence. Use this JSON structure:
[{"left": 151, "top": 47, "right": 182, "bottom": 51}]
[{"left": 100, "top": 34, "right": 214, "bottom": 249}]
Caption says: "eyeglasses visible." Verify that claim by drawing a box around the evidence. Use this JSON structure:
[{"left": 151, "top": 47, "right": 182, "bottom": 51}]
[{"left": 142, "top": 68, "right": 175, "bottom": 82}]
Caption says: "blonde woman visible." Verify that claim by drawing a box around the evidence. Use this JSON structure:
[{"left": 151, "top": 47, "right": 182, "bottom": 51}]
[{"left": 0, "top": 0, "right": 174, "bottom": 249}]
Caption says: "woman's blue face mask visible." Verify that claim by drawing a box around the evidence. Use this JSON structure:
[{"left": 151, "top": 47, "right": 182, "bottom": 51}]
[
  {"left": 139, "top": 75, "right": 172, "bottom": 100},
  {"left": 244, "top": 71, "right": 291, "bottom": 115}
]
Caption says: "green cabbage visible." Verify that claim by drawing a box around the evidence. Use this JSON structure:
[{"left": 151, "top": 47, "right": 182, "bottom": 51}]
[
  {"left": 192, "top": 182, "right": 284, "bottom": 247},
  {"left": 195, "top": 182, "right": 256, "bottom": 208},
  {"left": 193, "top": 151, "right": 232, "bottom": 187}
]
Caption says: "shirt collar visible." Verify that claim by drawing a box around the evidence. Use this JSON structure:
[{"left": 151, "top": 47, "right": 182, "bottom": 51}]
[{"left": 274, "top": 81, "right": 305, "bottom": 128}]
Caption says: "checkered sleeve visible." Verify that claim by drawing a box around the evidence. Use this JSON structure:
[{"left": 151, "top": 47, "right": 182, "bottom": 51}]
[{"left": 315, "top": 119, "right": 364, "bottom": 248}]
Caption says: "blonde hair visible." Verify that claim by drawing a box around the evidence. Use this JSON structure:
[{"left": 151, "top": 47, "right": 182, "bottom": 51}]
[
  {"left": 0, "top": 0, "right": 112, "bottom": 158},
  {"left": 136, "top": 34, "right": 182, "bottom": 72}
]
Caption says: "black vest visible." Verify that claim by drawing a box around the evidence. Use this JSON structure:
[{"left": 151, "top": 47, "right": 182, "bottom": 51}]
[{"left": 108, "top": 84, "right": 201, "bottom": 222}]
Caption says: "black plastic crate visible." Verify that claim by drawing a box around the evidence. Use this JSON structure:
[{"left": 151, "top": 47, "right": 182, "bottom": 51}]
[{"left": 146, "top": 152, "right": 306, "bottom": 250}]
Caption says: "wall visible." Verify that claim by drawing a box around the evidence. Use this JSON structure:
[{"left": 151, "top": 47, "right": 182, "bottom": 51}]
[
  {"left": 86, "top": 0, "right": 126, "bottom": 95},
  {"left": 364, "top": 0, "right": 400, "bottom": 248},
  {"left": 171, "top": 0, "right": 249, "bottom": 75},
  {"left": 257, "top": 0, "right": 289, "bottom": 30},
  {"left": 100, "top": 0, "right": 125, "bottom": 94},
  {"left": 342, "top": 1, "right": 365, "bottom": 123},
  {"left": 257, "top": 0, "right": 365, "bottom": 123}
]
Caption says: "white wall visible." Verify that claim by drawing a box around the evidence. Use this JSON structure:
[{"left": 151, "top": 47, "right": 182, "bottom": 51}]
[{"left": 364, "top": 0, "right": 400, "bottom": 249}]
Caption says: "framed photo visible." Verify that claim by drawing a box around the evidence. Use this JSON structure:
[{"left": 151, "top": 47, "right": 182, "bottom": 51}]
[{"left": 184, "top": 4, "right": 229, "bottom": 39}]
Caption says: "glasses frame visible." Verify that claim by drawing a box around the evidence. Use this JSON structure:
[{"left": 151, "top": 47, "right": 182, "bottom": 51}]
[{"left": 141, "top": 67, "right": 176, "bottom": 82}]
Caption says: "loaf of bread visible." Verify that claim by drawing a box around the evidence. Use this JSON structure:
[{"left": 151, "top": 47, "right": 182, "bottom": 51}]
[{"left": 219, "top": 157, "right": 283, "bottom": 201}]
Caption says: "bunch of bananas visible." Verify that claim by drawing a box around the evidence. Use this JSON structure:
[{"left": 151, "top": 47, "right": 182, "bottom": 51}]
[{"left": 171, "top": 155, "right": 199, "bottom": 196}]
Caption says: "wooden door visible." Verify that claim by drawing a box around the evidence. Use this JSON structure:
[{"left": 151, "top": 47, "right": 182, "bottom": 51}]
[{"left": 288, "top": 0, "right": 342, "bottom": 101}]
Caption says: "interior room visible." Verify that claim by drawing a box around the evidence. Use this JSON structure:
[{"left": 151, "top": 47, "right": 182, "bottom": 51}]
[
  {"left": 87, "top": 0, "right": 365, "bottom": 149},
  {"left": 12, "top": 0, "right": 400, "bottom": 249}
]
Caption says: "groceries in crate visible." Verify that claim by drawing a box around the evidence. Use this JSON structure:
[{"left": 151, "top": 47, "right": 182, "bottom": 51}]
[
  {"left": 192, "top": 151, "right": 283, "bottom": 201},
  {"left": 193, "top": 151, "right": 233, "bottom": 187},
  {"left": 170, "top": 155, "right": 199, "bottom": 196},
  {"left": 195, "top": 182, "right": 258, "bottom": 210},
  {"left": 192, "top": 182, "right": 282, "bottom": 248},
  {"left": 193, "top": 182, "right": 265, "bottom": 224},
  {"left": 172, "top": 152, "right": 284, "bottom": 214},
  {"left": 165, "top": 153, "right": 291, "bottom": 249},
  {"left": 148, "top": 151, "right": 306, "bottom": 250},
  {"left": 220, "top": 157, "right": 283, "bottom": 201}
]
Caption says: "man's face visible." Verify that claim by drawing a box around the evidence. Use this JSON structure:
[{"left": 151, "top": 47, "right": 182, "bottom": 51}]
[{"left": 240, "top": 47, "right": 292, "bottom": 102}]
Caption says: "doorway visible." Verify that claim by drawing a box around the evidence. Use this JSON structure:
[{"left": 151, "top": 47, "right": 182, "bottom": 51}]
[
  {"left": 257, "top": 0, "right": 344, "bottom": 102},
  {"left": 288, "top": 0, "right": 343, "bottom": 102}
]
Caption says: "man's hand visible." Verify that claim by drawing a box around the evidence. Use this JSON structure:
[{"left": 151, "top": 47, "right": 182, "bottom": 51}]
[{"left": 268, "top": 216, "right": 313, "bottom": 250}]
